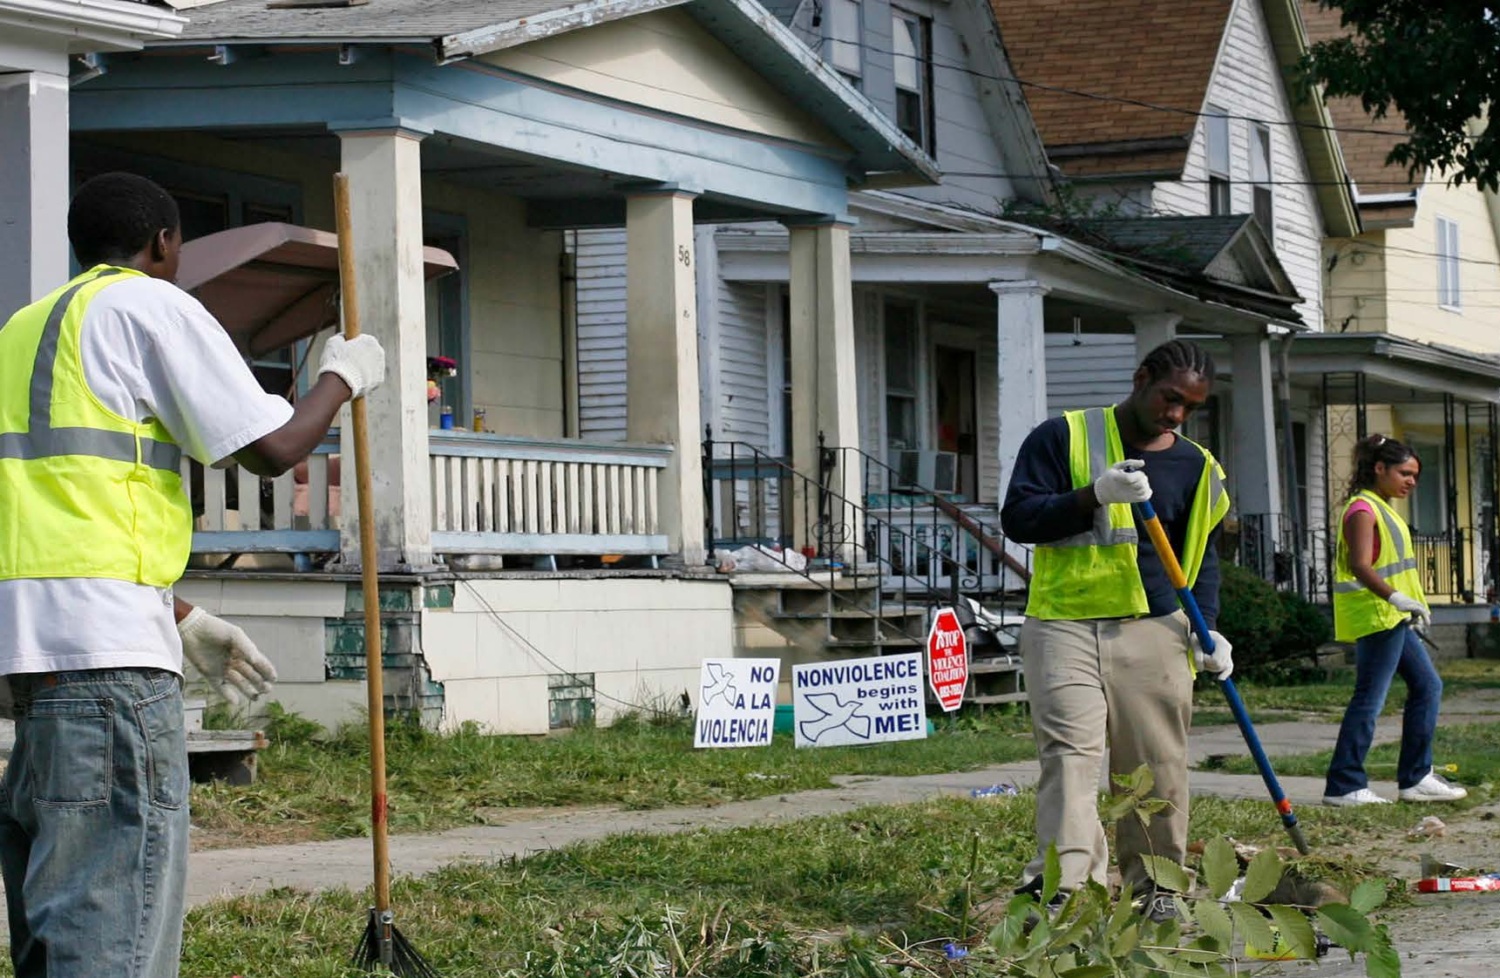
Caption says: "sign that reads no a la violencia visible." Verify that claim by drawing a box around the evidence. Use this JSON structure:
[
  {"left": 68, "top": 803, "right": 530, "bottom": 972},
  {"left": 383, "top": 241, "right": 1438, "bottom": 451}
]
[
  {"left": 927, "top": 607, "right": 968, "bottom": 712},
  {"left": 694, "top": 658, "right": 780, "bottom": 748}
]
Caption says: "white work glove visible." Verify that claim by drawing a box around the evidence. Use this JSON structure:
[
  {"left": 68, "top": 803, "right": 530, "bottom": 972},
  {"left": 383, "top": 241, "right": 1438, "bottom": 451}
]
[
  {"left": 1191, "top": 630, "right": 1234, "bottom": 680},
  {"left": 317, "top": 334, "right": 386, "bottom": 399},
  {"left": 1388, "top": 591, "right": 1431, "bottom": 630},
  {"left": 1093, "top": 459, "right": 1152, "bottom": 505},
  {"left": 177, "top": 608, "right": 278, "bottom": 708}
]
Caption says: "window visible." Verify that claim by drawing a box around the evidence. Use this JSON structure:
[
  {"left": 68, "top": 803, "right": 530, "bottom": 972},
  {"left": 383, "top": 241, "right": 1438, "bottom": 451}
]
[
  {"left": 1438, "top": 216, "right": 1461, "bottom": 309},
  {"left": 1408, "top": 438, "right": 1445, "bottom": 533},
  {"left": 884, "top": 302, "right": 920, "bottom": 464},
  {"left": 1205, "top": 107, "right": 1231, "bottom": 216},
  {"left": 1251, "top": 123, "right": 1273, "bottom": 242},
  {"left": 892, "top": 11, "right": 934, "bottom": 152},
  {"left": 827, "top": 0, "right": 862, "bottom": 85}
]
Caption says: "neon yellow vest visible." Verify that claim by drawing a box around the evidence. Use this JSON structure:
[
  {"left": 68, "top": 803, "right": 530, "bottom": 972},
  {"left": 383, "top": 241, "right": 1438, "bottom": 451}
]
[
  {"left": 1025, "top": 407, "right": 1230, "bottom": 620},
  {"left": 1333, "top": 491, "right": 1426, "bottom": 642},
  {"left": 0, "top": 265, "right": 192, "bottom": 588}
]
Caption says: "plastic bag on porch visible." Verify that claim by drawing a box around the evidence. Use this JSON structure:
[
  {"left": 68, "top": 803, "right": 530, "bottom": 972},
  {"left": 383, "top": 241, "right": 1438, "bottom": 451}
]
[{"left": 717, "top": 544, "right": 808, "bottom": 574}]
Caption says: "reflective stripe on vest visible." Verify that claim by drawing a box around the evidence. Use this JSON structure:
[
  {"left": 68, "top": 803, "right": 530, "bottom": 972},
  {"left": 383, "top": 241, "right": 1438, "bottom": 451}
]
[
  {"left": 0, "top": 269, "right": 182, "bottom": 471},
  {"left": 1332, "top": 491, "right": 1427, "bottom": 642},
  {"left": 1024, "top": 407, "right": 1229, "bottom": 621},
  {"left": 0, "top": 266, "right": 193, "bottom": 588}
]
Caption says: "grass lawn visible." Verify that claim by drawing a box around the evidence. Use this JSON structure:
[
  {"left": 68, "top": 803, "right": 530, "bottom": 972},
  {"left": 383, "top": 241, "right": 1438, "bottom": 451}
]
[
  {"left": 190, "top": 706, "right": 1040, "bottom": 847},
  {"left": 1192, "top": 658, "right": 1500, "bottom": 724},
  {"left": 162, "top": 793, "right": 1411, "bottom": 978}
]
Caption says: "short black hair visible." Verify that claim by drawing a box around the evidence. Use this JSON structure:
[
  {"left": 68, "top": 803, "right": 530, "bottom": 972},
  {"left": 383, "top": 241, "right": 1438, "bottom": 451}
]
[
  {"left": 67, "top": 172, "right": 180, "bottom": 268},
  {"left": 1139, "top": 338, "right": 1215, "bottom": 385}
]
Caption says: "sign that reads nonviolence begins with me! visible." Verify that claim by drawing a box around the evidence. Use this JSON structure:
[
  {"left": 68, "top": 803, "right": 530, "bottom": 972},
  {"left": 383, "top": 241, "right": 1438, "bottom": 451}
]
[
  {"left": 694, "top": 658, "right": 780, "bottom": 748},
  {"left": 791, "top": 652, "right": 926, "bottom": 748},
  {"left": 926, "top": 606, "right": 968, "bottom": 712}
]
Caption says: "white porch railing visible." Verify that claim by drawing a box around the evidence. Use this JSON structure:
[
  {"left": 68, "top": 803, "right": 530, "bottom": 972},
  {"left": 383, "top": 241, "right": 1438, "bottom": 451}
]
[
  {"left": 188, "top": 434, "right": 341, "bottom": 554},
  {"left": 868, "top": 503, "right": 1028, "bottom": 595},
  {"left": 429, "top": 431, "right": 672, "bottom": 556}
]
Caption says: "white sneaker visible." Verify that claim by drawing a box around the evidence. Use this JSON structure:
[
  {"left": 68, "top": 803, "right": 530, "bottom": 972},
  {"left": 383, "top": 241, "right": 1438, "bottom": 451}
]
[
  {"left": 1399, "top": 773, "right": 1468, "bottom": 802},
  {"left": 1323, "top": 788, "right": 1393, "bottom": 807}
]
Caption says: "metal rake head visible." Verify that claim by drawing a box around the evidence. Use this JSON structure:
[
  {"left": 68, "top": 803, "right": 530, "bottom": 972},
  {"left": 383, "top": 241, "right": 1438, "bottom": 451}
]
[{"left": 353, "top": 907, "right": 439, "bottom": 978}]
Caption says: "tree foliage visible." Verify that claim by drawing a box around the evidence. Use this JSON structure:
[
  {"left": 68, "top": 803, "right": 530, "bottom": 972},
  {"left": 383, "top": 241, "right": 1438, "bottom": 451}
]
[{"left": 1300, "top": 0, "right": 1500, "bottom": 190}]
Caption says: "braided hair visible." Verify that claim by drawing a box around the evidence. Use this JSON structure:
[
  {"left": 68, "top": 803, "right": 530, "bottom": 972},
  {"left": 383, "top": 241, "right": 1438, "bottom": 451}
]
[
  {"left": 1345, "top": 434, "right": 1419, "bottom": 501},
  {"left": 1139, "top": 338, "right": 1215, "bottom": 384}
]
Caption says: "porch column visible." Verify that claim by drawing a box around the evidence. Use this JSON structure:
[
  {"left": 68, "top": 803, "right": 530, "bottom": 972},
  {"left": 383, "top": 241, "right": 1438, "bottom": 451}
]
[
  {"left": 787, "top": 220, "right": 860, "bottom": 561},
  {"left": 0, "top": 71, "right": 70, "bottom": 312},
  {"left": 1230, "top": 331, "right": 1282, "bottom": 577},
  {"left": 1130, "top": 312, "right": 1181, "bottom": 364},
  {"left": 336, "top": 126, "right": 433, "bottom": 571},
  {"left": 991, "top": 280, "right": 1050, "bottom": 499},
  {"left": 626, "top": 187, "right": 706, "bottom": 565}
]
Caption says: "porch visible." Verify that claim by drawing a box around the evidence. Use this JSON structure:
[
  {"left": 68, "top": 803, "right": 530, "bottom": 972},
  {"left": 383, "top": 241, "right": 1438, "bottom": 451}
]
[
  {"left": 187, "top": 431, "right": 673, "bottom": 570},
  {"left": 1219, "top": 332, "right": 1500, "bottom": 609}
]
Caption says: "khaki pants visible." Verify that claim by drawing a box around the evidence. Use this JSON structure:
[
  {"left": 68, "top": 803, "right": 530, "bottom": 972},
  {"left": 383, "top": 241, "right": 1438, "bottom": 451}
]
[{"left": 1020, "top": 612, "right": 1193, "bottom": 895}]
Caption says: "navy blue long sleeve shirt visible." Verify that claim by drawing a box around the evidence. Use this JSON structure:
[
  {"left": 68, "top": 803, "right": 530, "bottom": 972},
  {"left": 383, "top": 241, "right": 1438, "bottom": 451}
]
[{"left": 1001, "top": 414, "right": 1221, "bottom": 628}]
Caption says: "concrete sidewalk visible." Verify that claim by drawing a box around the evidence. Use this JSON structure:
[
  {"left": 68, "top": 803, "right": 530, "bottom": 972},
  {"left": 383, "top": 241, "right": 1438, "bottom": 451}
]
[{"left": 184, "top": 692, "right": 1500, "bottom": 908}]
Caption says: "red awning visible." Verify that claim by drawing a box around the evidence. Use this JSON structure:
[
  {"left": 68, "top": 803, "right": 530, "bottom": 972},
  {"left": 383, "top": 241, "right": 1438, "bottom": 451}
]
[{"left": 176, "top": 222, "right": 459, "bottom": 358}]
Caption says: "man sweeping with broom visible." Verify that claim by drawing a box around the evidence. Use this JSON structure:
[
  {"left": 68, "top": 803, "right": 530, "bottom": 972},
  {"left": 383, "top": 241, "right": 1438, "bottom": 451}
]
[
  {"left": 999, "top": 339, "right": 1233, "bottom": 922},
  {"left": 0, "top": 172, "right": 385, "bottom": 977}
]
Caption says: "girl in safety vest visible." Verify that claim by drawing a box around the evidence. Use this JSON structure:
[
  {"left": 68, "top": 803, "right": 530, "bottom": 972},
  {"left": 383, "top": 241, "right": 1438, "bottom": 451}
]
[{"left": 1323, "top": 435, "right": 1467, "bottom": 806}]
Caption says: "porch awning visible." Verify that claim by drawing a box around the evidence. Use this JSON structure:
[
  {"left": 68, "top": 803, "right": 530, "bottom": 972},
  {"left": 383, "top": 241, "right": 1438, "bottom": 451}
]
[
  {"left": 1239, "top": 332, "right": 1500, "bottom": 405},
  {"left": 177, "top": 222, "right": 459, "bottom": 357}
]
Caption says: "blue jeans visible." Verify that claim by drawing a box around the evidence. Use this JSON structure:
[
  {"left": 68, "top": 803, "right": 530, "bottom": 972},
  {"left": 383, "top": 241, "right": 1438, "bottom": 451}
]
[
  {"left": 0, "top": 669, "right": 190, "bottom": 978},
  {"left": 1325, "top": 623, "right": 1443, "bottom": 796}
]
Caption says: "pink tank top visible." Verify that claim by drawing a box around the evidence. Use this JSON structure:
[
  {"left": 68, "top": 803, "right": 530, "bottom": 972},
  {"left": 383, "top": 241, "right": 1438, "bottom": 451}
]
[{"left": 1344, "top": 498, "right": 1381, "bottom": 563}]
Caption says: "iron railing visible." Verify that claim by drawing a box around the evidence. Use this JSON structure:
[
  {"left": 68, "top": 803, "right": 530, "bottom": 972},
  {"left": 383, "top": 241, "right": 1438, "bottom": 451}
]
[
  {"left": 1234, "top": 512, "right": 1476, "bottom": 605},
  {"left": 702, "top": 431, "right": 1028, "bottom": 642}
]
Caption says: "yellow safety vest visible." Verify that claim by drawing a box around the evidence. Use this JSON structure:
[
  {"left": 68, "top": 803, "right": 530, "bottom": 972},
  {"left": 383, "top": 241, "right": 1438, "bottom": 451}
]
[
  {"left": 0, "top": 265, "right": 192, "bottom": 588},
  {"left": 1333, "top": 491, "right": 1426, "bottom": 642},
  {"left": 1025, "top": 407, "right": 1230, "bottom": 620}
]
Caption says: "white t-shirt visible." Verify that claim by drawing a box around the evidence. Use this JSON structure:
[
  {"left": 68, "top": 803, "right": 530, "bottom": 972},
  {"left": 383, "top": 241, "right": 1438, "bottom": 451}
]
[{"left": 0, "top": 275, "right": 295, "bottom": 676}]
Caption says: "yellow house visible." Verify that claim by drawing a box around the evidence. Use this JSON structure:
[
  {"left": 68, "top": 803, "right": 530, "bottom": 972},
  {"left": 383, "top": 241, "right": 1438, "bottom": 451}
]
[{"left": 1299, "top": 3, "right": 1500, "bottom": 609}]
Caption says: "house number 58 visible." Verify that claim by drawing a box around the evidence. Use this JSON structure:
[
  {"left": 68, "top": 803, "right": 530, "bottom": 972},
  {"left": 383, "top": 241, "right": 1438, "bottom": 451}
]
[{"left": 678, "top": 245, "right": 691, "bottom": 267}]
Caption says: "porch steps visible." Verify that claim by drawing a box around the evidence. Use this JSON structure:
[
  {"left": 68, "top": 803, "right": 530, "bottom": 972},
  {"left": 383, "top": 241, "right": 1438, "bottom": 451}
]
[{"left": 729, "top": 572, "right": 1029, "bottom": 707}]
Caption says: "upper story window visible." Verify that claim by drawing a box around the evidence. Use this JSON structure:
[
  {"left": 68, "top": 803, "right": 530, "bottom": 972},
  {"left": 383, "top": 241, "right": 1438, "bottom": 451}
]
[
  {"left": 1205, "top": 106, "right": 1230, "bottom": 215},
  {"left": 827, "top": 0, "right": 862, "bottom": 86},
  {"left": 1251, "top": 123, "right": 1273, "bottom": 243},
  {"left": 1438, "top": 216, "right": 1461, "bottom": 310},
  {"left": 892, "top": 9, "right": 935, "bottom": 152}
]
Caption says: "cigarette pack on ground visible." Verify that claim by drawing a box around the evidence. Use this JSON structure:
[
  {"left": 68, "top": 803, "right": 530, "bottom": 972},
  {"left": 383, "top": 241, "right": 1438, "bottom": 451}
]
[{"left": 1416, "top": 875, "right": 1500, "bottom": 893}]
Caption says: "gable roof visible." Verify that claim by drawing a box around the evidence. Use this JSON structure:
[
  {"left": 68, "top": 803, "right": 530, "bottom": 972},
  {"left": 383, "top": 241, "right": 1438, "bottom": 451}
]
[
  {"left": 154, "top": 0, "right": 937, "bottom": 184},
  {"left": 1073, "top": 214, "right": 1299, "bottom": 307},
  {"left": 989, "top": 0, "right": 1232, "bottom": 179},
  {"left": 1297, "top": 0, "right": 1420, "bottom": 227}
]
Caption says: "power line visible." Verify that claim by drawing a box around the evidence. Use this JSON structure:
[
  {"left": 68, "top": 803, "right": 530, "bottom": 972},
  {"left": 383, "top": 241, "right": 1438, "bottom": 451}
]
[
  {"left": 824, "top": 33, "right": 1433, "bottom": 142},
  {"left": 457, "top": 579, "right": 688, "bottom": 721}
]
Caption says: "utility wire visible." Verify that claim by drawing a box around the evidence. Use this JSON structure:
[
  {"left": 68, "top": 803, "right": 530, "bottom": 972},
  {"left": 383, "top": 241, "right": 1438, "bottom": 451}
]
[
  {"left": 821, "top": 33, "right": 1435, "bottom": 141},
  {"left": 457, "top": 579, "right": 688, "bottom": 721}
]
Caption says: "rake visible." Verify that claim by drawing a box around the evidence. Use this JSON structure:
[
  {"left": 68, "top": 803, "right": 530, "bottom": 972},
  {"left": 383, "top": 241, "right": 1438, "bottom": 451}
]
[
  {"left": 1135, "top": 500, "right": 1310, "bottom": 855},
  {"left": 334, "top": 171, "right": 440, "bottom": 977}
]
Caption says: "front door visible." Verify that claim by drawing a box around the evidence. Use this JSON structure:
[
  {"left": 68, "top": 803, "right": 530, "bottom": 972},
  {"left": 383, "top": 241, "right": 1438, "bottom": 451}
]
[{"left": 932, "top": 345, "right": 977, "bottom": 499}]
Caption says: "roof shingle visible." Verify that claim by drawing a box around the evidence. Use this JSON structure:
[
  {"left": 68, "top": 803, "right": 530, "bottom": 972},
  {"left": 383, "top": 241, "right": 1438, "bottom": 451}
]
[{"left": 990, "top": 0, "right": 1233, "bottom": 178}]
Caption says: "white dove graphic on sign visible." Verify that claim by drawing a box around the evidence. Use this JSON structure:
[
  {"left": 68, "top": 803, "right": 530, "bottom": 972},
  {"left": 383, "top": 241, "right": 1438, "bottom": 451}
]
[
  {"left": 798, "top": 693, "right": 872, "bottom": 743},
  {"left": 702, "top": 662, "right": 739, "bottom": 707}
]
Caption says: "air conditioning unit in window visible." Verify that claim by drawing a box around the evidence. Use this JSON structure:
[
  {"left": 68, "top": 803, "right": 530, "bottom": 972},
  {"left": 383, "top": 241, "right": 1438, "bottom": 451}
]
[{"left": 894, "top": 450, "right": 958, "bottom": 494}]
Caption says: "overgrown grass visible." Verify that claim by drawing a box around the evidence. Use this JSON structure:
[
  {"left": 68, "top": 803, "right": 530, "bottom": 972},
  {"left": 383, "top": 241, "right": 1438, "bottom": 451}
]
[
  {"left": 189, "top": 705, "right": 1039, "bottom": 845},
  {"left": 164, "top": 793, "right": 1416, "bottom": 977}
]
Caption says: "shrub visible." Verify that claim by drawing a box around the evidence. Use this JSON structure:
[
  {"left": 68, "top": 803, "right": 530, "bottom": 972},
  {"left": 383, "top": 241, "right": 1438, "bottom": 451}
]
[{"left": 1216, "top": 564, "right": 1334, "bottom": 681}]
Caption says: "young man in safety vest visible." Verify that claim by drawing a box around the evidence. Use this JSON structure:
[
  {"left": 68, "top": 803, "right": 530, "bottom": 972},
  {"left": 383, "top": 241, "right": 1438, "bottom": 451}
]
[
  {"left": 1000, "top": 338, "right": 1233, "bottom": 922},
  {"left": 0, "top": 172, "right": 386, "bottom": 977}
]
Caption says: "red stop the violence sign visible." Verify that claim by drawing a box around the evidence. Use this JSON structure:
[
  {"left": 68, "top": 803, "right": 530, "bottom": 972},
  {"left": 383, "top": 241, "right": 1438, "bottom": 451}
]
[{"left": 926, "top": 607, "right": 968, "bottom": 712}]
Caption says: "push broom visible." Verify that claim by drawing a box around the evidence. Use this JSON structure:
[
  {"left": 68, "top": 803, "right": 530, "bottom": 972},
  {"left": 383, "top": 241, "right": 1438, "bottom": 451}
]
[
  {"left": 334, "top": 172, "right": 440, "bottom": 977},
  {"left": 1135, "top": 500, "right": 1311, "bottom": 856}
]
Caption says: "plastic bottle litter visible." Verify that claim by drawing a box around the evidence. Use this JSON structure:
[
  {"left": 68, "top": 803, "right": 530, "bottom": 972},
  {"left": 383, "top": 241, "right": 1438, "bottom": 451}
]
[
  {"left": 943, "top": 942, "right": 969, "bottom": 960},
  {"left": 970, "top": 783, "right": 1020, "bottom": 799},
  {"left": 1408, "top": 815, "right": 1447, "bottom": 840}
]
